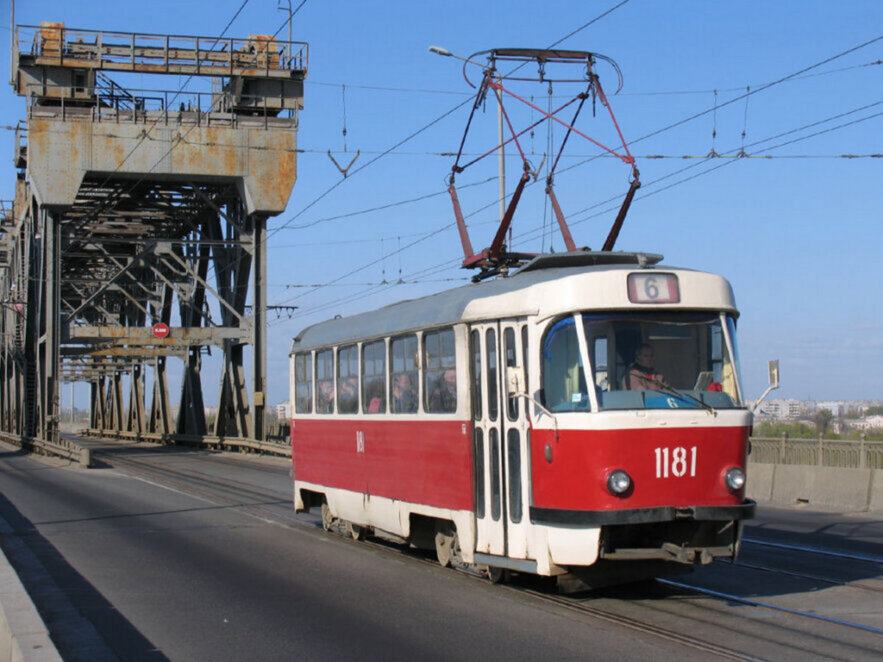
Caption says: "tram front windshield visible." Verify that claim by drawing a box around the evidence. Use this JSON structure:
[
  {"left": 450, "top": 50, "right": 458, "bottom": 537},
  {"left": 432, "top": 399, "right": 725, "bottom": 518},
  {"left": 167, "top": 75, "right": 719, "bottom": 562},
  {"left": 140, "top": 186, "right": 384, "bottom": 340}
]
[{"left": 542, "top": 312, "right": 742, "bottom": 411}]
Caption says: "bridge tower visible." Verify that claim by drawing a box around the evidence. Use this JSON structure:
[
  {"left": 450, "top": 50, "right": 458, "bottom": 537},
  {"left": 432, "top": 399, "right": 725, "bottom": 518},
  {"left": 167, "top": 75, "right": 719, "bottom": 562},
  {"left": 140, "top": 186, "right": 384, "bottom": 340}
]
[{"left": 1, "top": 22, "right": 307, "bottom": 452}]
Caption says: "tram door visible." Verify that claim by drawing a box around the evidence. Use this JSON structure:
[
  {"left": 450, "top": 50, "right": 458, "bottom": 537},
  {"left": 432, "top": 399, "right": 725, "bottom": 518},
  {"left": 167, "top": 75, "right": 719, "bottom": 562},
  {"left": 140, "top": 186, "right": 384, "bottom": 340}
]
[{"left": 470, "top": 320, "right": 531, "bottom": 560}]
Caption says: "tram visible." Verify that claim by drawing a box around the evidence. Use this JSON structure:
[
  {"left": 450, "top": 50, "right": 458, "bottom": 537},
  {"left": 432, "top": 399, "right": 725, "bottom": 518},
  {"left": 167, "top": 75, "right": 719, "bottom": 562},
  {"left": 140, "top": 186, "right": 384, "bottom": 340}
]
[{"left": 289, "top": 251, "right": 755, "bottom": 586}]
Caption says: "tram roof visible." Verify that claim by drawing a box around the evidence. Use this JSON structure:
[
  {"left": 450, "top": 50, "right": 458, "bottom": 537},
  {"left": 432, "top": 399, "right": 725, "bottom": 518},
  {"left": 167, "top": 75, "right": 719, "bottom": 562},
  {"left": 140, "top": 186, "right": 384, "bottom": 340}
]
[{"left": 291, "top": 252, "right": 738, "bottom": 352}]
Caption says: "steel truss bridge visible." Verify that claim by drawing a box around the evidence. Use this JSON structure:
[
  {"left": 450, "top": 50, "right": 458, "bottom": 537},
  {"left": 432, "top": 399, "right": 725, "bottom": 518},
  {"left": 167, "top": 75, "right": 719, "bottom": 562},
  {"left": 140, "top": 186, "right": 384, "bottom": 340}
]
[{"left": 0, "top": 23, "right": 307, "bottom": 462}]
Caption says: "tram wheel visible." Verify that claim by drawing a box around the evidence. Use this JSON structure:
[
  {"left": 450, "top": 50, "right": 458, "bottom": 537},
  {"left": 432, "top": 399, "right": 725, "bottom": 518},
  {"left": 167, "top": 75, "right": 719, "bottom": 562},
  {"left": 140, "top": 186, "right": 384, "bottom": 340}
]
[
  {"left": 434, "top": 522, "right": 462, "bottom": 568},
  {"left": 347, "top": 522, "right": 368, "bottom": 541},
  {"left": 485, "top": 566, "right": 508, "bottom": 584},
  {"left": 321, "top": 503, "right": 335, "bottom": 532}
]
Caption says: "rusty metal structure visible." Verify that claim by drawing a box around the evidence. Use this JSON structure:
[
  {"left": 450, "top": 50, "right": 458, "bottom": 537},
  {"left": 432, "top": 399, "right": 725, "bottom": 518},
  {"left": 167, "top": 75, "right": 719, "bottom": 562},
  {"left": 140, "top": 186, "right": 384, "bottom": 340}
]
[{"left": 1, "top": 23, "right": 307, "bottom": 458}]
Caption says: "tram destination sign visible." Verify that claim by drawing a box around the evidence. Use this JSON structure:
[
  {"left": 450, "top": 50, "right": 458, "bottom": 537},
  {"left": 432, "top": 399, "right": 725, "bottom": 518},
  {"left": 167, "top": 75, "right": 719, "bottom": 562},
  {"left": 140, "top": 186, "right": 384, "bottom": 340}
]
[{"left": 627, "top": 273, "right": 680, "bottom": 304}]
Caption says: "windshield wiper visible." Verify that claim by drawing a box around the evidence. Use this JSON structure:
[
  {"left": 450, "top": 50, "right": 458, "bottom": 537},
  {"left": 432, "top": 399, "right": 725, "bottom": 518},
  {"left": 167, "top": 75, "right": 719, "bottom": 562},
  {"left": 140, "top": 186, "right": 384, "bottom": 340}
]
[{"left": 647, "top": 376, "right": 717, "bottom": 415}]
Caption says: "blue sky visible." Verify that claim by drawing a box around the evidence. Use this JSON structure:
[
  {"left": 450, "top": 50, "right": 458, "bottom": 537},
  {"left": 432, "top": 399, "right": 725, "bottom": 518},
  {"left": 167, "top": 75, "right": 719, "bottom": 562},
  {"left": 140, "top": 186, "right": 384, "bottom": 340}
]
[{"left": 1, "top": 0, "right": 881, "bottom": 406}]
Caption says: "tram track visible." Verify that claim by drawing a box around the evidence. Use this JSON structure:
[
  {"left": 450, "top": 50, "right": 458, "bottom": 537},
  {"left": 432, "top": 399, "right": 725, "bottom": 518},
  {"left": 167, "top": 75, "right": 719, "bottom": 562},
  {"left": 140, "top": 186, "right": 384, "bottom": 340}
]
[
  {"left": 729, "top": 558, "right": 883, "bottom": 594},
  {"left": 657, "top": 578, "right": 883, "bottom": 636},
  {"left": 83, "top": 441, "right": 883, "bottom": 659},
  {"left": 86, "top": 443, "right": 769, "bottom": 659},
  {"left": 514, "top": 585, "right": 772, "bottom": 662},
  {"left": 84, "top": 442, "right": 300, "bottom": 529},
  {"left": 318, "top": 522, "right": 883, "bottom": 660},
  {"left": 349, "top": 533, "right": 771, "bottom": 662},
  {"left": 742, "top": 537, "right": 883, "bottom": 565},
  {"left": 735, "top": 537, "right": 883, "bottom": 594}
]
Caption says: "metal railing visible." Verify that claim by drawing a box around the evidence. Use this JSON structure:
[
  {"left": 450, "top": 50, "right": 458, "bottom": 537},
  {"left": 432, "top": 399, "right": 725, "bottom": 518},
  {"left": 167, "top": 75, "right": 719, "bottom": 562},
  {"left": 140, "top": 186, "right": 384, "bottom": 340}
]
[
  {"left": 15, "top": 25, "right": 308, "bottom": 77},
  {"left": 750, "top": 434, "right": 883, "bottom": 470},
  {"left": 23, "top": 84, "right": 299, "bottom": 128}
]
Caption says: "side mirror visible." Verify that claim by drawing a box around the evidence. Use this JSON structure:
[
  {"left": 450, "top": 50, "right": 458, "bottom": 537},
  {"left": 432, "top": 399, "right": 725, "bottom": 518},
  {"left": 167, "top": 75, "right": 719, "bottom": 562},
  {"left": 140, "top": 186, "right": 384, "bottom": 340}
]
[
  {"left": 768, "top": 359, "right": 779, "bottom": 388},
  {"left": 751, "top": 359, "right": 781, "bottom": 413},
  {"left": 507, "top": 366, "right": 525, "bottom": 396}
]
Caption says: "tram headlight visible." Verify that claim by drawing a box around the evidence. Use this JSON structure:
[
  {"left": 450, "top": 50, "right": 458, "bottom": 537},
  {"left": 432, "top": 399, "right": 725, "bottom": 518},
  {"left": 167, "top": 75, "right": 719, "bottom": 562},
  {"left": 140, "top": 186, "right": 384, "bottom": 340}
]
[
  {"left": 725, "top": 467, "right": 746, "bottom": 492},
  {"left": 606, "top": 469, "right": 632, "bottom": 496}
]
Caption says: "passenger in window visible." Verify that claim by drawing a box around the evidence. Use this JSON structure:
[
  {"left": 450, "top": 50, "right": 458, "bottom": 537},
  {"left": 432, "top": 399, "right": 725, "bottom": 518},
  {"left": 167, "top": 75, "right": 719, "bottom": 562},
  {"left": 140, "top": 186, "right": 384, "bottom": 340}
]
[
  {"left": 317, "top": 381, "right": 334, "bottom": 413},
  {"left": 392, "top": 373, "right": 417, "bottom": 413},
  {"left": 339, "top": 376, "right": 358, "bottom": 413},
  {"left": 622, "top": 344, "right": 665, "bottom": 391},
  {"left": 365, "top": 380, "right": 385, "bottom": 413},
  {"left": 429, "top": 369, "right": 457, "bottom": 413}
]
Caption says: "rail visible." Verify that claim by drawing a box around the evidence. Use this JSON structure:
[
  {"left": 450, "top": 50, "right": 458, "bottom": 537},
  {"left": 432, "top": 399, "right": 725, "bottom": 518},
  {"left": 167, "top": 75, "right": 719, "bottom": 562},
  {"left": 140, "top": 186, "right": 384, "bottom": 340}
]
[
  {"left": 82, "top": 428, "right": 291, "bottom": 457},
  {"left": 750, "top": 435, "right": 883, "bottom": 470},
  {"left": 15, "top": 25, "right": 308, "bottom": 78},
  {"left": 0, "top": 431, "right": 91, "bottom": 467}
]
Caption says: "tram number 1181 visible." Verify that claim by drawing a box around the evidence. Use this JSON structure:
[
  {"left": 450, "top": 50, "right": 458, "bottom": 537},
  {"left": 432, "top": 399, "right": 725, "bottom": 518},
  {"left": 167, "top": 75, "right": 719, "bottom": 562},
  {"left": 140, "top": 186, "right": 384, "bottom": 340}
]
[{"left": 654, "top": 446, "right": 697, "bottom": 478}]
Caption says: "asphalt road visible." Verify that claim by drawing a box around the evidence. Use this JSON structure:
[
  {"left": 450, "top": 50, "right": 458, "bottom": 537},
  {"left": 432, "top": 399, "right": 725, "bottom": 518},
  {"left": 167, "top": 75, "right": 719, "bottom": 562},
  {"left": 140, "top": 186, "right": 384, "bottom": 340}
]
[
  {"left": 0, "top": 440, "right": 708, "bottom": 661},
  {"left": 1, "top": 438, "right": 881, "bottom": 661}
]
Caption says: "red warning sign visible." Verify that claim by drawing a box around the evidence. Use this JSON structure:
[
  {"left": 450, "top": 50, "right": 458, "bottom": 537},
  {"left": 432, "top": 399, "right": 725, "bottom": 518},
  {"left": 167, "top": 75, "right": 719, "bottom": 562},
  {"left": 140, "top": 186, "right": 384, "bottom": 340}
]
[{"left": 152, "top": 323, "right": 170, "bottom": 339}]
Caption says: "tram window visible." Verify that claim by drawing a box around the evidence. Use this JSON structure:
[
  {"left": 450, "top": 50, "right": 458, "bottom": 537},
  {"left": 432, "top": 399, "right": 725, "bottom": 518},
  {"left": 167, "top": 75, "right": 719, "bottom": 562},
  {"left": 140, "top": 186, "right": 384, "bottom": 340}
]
[
  {"left": 390, "top": 334, "right": 418, "bottom": 413},
  {"left": 592, "top": 337, "right": 609, "bottom": 391},
  {"left": 425, "top": 328, "right": 457, "bottom": 413},
  {"left": 474, "top": 428, "right": 485, "bottom": 519},
  {"left": 541, "top": 317, "right": 588, "bottom": 411},
  {"left": 507, "top": 429, "right": 522, "bottom": 524},
  {"left": 337, "top": 344, "right": 359, "bottom": 414},
  {"left": 581, "top": 312, "right": 742, "bottom": 410},
  {"left": 505, "top": 327, "right": 519, "bottom": 420},
  {"left": 294, "top": 353, "right": 312, "bottom": 414},
  {"left": 486, "top": 328, "right": 498, "bottom": 421},
  {"left": 315, "top": 349, "right": 334, "bottom": 414},
  {"left": 490, "top": 428, "right": 501, "bottom": 521},
  {"left": 362, "top": 340, "right": 386, "bottom": 414},
  {"left": 521, "top": 326, "right": 529, "bottom": 392},
  {"left": 470, "top": 330, "right": 482, "bottom": 419}
]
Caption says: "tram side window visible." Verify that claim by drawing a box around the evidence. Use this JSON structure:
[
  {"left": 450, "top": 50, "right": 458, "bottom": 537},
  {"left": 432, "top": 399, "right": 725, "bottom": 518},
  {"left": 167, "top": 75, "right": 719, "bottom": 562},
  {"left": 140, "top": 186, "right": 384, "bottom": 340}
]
[
  {"left": 541, "top": 317, "right": 588, "bottom": 411},
  {"left": 390, "top": 334, "right": 418, "bottom": 413},
  {"left": 362, "top": 340, "right": 386, "bottom": 414},
  {"left": 337, "top": 344, "right": 359, "bottom": 414},
  {"left": 522, "top": 326, "right": 530, "bottom": 393},
  {"left": 504, "top": 328, "right": 520, "bottom": 420},
  {"left": 486, "top": 328, "right": 498, "bottom": 421},
  {"left": 470, "top": 330, "right": 482, "bottom": 419},
  {"left": 294, "top": 353, "right": 313, "bottom": 414},
  {"left": 315, "top": 349, "right": 334, "bottom": 414},
  {"left": 425, "top": 328, "right": 457, "bottom": 413}
]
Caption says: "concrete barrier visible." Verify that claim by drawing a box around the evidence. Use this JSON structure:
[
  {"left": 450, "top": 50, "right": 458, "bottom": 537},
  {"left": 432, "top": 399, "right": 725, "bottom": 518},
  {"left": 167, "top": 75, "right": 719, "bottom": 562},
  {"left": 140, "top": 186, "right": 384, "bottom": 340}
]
[
  {"left": 0, "top": 549, "right": 62, "bottom": 661},
  {"left": 748, "top": 461, "right": 883, "bottom": 512},
  {"left": 869, "top": 470, "right": 883, "bottom": 511},
  {"left": 746, "top": 463, "right": 774, "bottom": 503}
]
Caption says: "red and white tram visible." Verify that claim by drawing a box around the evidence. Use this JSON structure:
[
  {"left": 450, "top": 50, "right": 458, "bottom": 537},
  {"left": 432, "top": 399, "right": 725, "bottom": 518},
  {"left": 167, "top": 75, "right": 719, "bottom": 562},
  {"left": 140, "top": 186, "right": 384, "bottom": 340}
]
[{"left": 289, "top": 252, "right": 755, "bottom": 586}]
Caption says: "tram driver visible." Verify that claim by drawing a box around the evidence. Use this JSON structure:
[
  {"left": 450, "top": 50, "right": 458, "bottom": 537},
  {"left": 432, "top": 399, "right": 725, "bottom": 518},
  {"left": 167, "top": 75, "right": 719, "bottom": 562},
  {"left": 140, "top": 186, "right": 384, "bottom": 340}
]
[{"left": 622, "top": 343, "right": 665, "bottom": 391}]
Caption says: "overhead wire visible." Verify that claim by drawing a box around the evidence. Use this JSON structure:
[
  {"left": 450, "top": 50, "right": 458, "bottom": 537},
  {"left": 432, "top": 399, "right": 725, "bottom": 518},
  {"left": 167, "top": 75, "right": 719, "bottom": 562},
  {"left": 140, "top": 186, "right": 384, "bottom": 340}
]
[
  {"left": 267, "top": 0, "right": 634, "bottom": 238},
  {"left": 266, "top": 0, "right": 637, "bottom": 313},
  {"left": 266, "top": 18, "right": 881, "bottom": 320},
  {"left": 274, "top": 34, "right": 882, "bottom": 250},
  {"left": 273, "top": 97, "right": 883, "bottom": 319}
]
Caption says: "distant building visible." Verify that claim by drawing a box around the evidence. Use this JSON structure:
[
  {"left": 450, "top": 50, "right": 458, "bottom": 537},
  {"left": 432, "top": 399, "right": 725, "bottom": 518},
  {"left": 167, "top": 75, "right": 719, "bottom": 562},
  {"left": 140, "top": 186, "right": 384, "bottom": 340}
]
[
  {"left": 758, "top": 399, "right": 802, "bottom": 419},
  {"left": 275, "top": 403, "right": 290, "bottom": 420},
  {"left": 815, "top": 401, "right": 846, "bottom": 417},
  {"left": 852, "top": 415, "right": 883, "bottom": 431}
]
